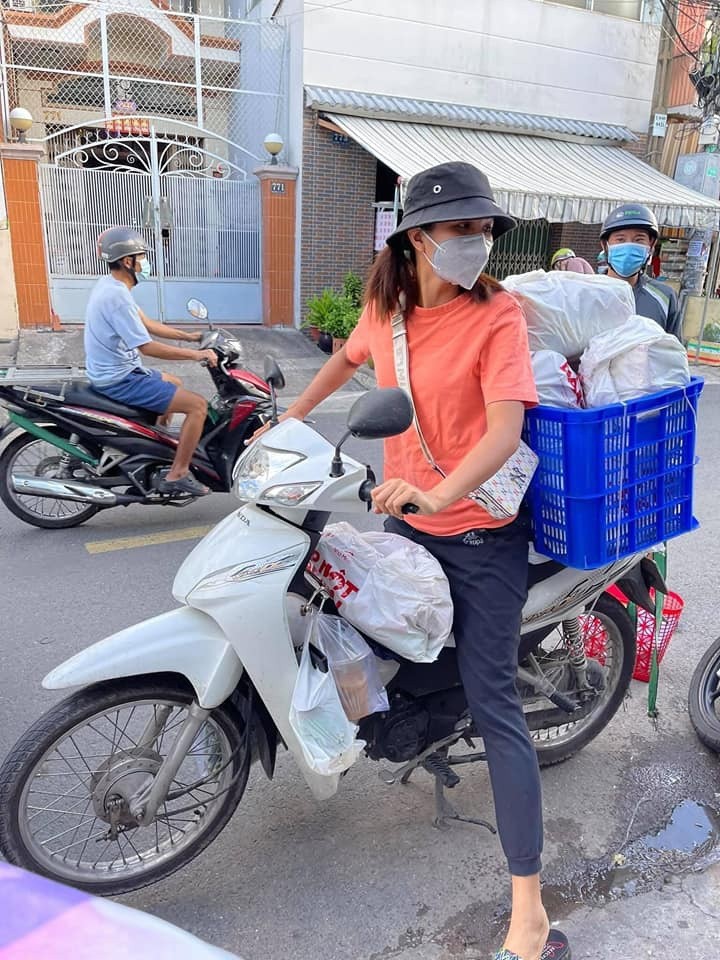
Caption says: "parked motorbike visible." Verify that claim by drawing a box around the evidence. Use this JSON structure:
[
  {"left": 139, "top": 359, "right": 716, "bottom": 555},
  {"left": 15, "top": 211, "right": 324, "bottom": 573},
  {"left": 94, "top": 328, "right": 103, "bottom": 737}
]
[
  {"left": 689, "top": 635, "right": 720, "bottom": 754},
  {"left": 0, "top": 372, "right": 666, "bottom": 896},
  {"left": 0, "top": 300, "right": 272, "bottom": 528}
]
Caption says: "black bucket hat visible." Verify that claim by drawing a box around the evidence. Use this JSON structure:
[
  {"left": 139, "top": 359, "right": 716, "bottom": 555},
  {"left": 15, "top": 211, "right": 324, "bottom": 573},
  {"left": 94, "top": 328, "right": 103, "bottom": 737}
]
[{"left": 387, "top": 161, "right": 516, "bottom": 244}]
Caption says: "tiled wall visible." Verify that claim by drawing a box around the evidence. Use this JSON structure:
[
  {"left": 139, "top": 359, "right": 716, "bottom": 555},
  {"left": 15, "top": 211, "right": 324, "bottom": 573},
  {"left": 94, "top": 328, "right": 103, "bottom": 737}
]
[
  {"left": 259, "top": 172, "right": 297, "bottom": 326},
  {"left": 3, "top": 157, "right": 51, "bottom": 329}
]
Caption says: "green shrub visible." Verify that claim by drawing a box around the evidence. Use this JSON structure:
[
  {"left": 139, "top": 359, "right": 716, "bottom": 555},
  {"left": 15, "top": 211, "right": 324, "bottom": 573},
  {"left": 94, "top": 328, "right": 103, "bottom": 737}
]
[
  {"left": 341, "top": 271, "right": 363, "bottom": 310},
  {"left": 305, "top": 289, "right": 343, "bottom": 333},
  {"left": 702, "top": 321, "right": 720, "bottom": 343},
  {"left": 305, "top": 286, "right": 360, "bottom": 338}
]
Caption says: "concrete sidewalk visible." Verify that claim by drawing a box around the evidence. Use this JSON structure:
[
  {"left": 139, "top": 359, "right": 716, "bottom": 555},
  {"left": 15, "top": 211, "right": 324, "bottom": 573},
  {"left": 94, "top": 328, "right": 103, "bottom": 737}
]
[
  {"left": 3, "top": 326, "right": 719, "bottom": 389},
  {"left": 1, "top": 325, "right": 376, "bottom": 413}
]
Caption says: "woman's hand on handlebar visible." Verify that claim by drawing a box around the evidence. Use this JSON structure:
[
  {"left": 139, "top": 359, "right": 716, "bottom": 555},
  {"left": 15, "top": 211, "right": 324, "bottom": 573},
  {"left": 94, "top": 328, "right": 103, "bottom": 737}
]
[{"left": 371, "top": 478, "right": 442, "bottom": 518}]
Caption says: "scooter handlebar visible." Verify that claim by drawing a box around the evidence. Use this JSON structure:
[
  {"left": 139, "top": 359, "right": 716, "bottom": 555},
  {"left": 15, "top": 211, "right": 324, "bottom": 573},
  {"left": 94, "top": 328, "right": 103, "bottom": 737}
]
[{"left": 357, "top": 480, "right": 418, "bottom": 515}]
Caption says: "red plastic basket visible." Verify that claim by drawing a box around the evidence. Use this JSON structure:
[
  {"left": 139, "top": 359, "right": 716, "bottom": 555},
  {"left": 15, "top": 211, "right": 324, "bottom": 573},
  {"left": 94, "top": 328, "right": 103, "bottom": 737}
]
[{"left": 581, "top": 590, "right": 684, "bottom": 683}]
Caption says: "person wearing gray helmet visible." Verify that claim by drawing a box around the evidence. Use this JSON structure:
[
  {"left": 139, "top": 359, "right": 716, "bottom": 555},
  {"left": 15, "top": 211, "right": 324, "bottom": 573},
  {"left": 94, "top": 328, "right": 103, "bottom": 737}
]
[
  {"left": 600, "top": 203, "right": 681, "bottom": 339},
  {"left": 84, "top": 226, "right": 217, "bottom": 496},
  {"left": 253, "top": 162, "right": 570, "bottom": 960}
]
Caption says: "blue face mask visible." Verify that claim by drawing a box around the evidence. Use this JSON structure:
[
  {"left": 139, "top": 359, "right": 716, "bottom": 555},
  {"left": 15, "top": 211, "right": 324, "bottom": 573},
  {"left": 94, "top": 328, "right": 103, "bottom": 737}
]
[
  {"left": 607, "top": 242, "right": 650, "bottom": 278},
  {"left": 136, "top": 257, "right": 152, "bottom": 282}
]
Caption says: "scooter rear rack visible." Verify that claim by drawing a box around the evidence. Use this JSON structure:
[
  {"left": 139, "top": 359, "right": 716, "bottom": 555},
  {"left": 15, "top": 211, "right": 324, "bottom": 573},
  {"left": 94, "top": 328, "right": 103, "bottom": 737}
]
[{"left": 0, "top": 365, "right": 88, "bottom": 405}]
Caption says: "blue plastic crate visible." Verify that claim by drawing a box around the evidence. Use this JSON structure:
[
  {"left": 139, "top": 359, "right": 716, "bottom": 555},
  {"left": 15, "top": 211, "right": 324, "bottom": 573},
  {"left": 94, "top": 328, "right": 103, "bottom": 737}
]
[{"left": 523, "top": 378, "right": 703, "bottom": 569}]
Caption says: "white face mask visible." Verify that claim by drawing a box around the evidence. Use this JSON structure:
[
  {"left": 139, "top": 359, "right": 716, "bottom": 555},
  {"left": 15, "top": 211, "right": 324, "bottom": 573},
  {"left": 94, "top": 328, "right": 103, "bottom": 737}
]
[{"left": 422, "top": 231, "right": 494, "bottom": 289}]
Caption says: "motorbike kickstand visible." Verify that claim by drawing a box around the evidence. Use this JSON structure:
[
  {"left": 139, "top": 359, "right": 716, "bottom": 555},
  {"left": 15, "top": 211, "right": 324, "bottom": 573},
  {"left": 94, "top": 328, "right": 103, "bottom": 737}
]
[
  {"left": 424, "top": 747, "right": 496, "bottom": 834},
  {"left": 432, "top": 776, "right": 496, "bottom": 834}
]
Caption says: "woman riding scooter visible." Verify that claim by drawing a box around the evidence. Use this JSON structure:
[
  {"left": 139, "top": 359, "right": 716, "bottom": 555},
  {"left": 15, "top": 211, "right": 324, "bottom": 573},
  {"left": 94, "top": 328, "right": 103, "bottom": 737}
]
[{"left": 258, "top": 162, "right": 570, "bottom": 960}]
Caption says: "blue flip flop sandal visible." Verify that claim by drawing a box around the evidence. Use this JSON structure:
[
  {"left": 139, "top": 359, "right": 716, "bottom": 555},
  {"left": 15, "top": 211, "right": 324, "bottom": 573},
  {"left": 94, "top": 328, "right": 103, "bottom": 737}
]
[{"left": 494, "top": 929, "right": 571, "bottom": 960}]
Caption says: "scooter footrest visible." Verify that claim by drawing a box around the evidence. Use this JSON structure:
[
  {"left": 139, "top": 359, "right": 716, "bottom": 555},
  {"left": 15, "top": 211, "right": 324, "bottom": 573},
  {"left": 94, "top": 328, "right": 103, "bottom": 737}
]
[{"left": 422, "top": 752, "right": 461, "bottom": 788}]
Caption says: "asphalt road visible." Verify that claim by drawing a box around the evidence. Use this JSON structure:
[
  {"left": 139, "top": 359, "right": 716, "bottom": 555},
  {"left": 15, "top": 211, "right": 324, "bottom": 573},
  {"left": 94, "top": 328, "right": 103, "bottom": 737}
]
[{"left": 1, "top": 389, "right": 720, "bottom": 960}]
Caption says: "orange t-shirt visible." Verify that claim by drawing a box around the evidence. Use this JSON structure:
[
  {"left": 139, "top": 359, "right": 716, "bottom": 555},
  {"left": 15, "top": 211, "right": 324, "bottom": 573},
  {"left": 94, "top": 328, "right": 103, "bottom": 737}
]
[{"left": 345, "top": 290, "right": 538, "bottom": 536}]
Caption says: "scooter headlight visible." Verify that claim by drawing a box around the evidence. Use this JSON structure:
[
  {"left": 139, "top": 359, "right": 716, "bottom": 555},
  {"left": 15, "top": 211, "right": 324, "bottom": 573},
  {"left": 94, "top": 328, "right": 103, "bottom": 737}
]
[
  {"left": 233, "top": 443, "right": 305, "bottom": 501},
  {"left": 260, "top": 481, "right": 322, "bottom": 506}
]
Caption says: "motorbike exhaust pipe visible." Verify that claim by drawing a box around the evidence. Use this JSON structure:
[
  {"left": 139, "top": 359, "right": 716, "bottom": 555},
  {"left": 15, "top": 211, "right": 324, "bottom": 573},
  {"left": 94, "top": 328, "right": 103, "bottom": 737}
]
[{"left": 12, "top": 475, "right": 118, "bottom": 506}]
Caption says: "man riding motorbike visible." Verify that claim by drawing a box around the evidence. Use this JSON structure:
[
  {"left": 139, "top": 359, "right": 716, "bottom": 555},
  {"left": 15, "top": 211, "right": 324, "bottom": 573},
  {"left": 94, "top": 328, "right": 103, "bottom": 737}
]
[
  {"left": 85, "top": 227, "right": 217, "bottom": 497},
  {"left": 600, "top": 203, "right": 681, "bottom": 339}
]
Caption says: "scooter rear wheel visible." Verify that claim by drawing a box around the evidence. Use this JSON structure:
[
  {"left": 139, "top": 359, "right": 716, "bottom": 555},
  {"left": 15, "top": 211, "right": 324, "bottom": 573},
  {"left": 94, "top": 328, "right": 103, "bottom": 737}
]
[
  {"left": 0, "top": 675, "right": 250, "bottom": 896},
  {"left": 530, "top": 593, "right": 636, "bottom": 767}
]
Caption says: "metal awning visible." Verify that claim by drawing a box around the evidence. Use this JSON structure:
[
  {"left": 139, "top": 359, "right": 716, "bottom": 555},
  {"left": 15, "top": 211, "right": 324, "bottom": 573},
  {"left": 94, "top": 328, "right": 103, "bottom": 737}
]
[
  {"left": 327, "top": 114, "right": 720, "bottom": 229},
  {"left": 307, "top": 85, "right": 637, "bottom": 142}
]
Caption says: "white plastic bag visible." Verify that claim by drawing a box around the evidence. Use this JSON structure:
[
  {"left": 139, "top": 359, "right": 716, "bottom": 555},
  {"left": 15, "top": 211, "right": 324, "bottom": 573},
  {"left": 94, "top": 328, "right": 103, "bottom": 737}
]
[
  {"left": 531, "top": 350, "right": 584, "bottom": 408},
  {"left": 289, "top": 614, "right": 365, "bottom": 776},
  {"left": 307, "top": 523, "right": 453, "bottom": 662},
  {"left": 580, "top": 315, "right": 690, "bottom": 407},
  {"left": 316, "top": 614, "right": 389, "bottom": 721},
  {"left": 503, "top": 270, "right": 635, "bottom": 357}
]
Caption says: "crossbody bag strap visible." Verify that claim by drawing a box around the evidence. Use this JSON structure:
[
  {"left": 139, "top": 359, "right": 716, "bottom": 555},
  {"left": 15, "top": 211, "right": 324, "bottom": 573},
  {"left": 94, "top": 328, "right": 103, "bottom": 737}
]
[{"left": 390, "top": 303, "right": 445, "bottom": 477}]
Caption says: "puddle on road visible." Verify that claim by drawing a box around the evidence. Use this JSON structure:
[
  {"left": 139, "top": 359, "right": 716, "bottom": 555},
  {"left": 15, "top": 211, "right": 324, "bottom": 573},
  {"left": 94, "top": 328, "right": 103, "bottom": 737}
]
[
  {"left": 541, "top": 800, "right": 720, "bottom": 909},
  {"left": 430, "top": 799, "right": 720, "bottom": 957},
  {"left": 643, "top": 800, "right": 720, "bottom": 854}
]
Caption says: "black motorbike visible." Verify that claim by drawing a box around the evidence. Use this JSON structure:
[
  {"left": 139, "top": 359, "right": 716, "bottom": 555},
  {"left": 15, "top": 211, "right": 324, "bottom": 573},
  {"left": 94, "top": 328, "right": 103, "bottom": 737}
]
[{"left": 0, "top": 303, "right": 273, "bottom": 529}]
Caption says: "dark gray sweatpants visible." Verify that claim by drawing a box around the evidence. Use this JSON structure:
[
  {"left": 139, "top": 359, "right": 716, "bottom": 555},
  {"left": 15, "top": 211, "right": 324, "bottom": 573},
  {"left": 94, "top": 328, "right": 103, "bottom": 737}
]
[{"left": 385, "top": 515, "right": 543, "bottom": 877}]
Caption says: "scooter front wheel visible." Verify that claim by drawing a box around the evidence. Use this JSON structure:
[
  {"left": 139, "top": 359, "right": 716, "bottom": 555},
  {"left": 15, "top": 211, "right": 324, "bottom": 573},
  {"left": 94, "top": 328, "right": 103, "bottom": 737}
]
[{"left": 0, "top": 675, "right": 250, "bottom": 896}]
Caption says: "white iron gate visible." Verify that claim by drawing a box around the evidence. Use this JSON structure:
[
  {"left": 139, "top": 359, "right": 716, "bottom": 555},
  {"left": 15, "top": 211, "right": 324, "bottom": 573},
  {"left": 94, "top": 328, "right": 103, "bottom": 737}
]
[{"left": 39, "top": 125, "right": 262, "bottom": 324}]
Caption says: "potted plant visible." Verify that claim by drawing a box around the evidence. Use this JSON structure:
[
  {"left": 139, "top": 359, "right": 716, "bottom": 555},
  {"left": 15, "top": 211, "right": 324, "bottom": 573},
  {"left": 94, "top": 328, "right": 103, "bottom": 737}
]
[{"left": 305, "top": 288, "right": 341, "bottom": 353}]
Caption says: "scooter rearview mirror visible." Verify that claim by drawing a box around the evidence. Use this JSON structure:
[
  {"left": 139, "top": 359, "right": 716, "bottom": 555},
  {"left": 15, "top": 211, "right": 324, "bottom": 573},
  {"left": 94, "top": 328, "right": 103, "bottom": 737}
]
[
  {"left": 329, "top": 388, "right": 413, "bottom": 480},
  {"left": 187, "top": 298, "right": 208, "bottom": 321},
  {"left": 347, "top": 388, "right": 413, "bottom": 440},
  {"left": 263, "top": 356, "right": 285, "bottom": 390},
  {"left": 263, "top": 356, "right": 285, "bottom": 425}
]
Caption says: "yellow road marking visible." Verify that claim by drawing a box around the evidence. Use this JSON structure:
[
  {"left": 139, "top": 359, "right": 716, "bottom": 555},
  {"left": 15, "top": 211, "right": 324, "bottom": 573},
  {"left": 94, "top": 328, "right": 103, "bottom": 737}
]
[{"left": 85, "top": 524, "right": 213, "bottom": 555}]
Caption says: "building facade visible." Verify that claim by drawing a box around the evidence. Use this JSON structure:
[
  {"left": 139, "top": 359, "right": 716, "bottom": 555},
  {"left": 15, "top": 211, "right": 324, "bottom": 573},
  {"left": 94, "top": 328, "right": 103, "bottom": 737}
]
[
  {"left": 288, "top": 0, "right": 719, "bottom": 321},
  {"left": 2, "top": 0, "right": 718, "bottom": 333}
]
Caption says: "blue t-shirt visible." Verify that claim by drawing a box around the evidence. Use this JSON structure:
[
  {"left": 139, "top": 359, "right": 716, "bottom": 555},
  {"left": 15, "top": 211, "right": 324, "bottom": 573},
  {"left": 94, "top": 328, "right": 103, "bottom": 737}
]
[{"left": 84, "top": 276, "right": 151, "bottom": 387}]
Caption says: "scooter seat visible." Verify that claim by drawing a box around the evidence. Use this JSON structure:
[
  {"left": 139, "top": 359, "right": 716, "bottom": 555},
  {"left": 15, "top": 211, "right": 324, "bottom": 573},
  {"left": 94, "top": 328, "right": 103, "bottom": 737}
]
[
  {"left": 64, "top": 384, "right": 159, "bottom": 425},
  {"left": 13, "top": 382, "right": 158, "bottom": 425}
]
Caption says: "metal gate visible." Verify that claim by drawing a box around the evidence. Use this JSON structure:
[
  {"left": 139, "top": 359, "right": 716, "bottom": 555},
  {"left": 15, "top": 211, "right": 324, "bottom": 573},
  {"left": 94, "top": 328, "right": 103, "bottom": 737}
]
[
  {"left": 486, "top": 220, "right": 551, "bottom": 280},
  {"left": 39, "top": 124, "right": 262, "bottom": 324}
]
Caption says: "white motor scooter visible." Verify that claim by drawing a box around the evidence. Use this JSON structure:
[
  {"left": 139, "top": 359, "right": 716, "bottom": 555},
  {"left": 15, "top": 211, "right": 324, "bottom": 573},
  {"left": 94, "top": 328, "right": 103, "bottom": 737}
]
[{"left": 0, "top": 365, "right": 662, "bottom": 896}]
